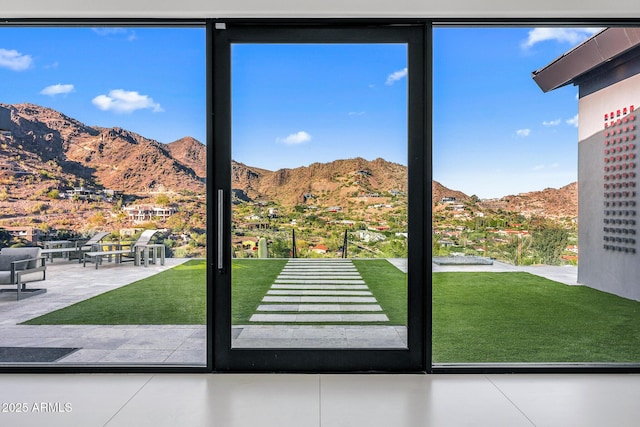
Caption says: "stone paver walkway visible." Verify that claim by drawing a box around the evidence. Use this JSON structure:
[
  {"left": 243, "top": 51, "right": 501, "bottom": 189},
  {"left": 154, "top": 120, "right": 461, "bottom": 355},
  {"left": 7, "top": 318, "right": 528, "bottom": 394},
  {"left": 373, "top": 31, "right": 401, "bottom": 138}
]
[
  {"left": 249, "top": 259, "right": 389, "bottom": 323},
  {"left": 233, "top": 259, "right": 407, "bottom": 348}
]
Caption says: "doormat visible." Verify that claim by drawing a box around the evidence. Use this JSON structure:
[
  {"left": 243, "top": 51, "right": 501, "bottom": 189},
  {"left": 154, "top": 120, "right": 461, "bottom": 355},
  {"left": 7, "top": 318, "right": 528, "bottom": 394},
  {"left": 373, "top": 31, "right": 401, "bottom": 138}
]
[{"left": 0, "top": 347, "right": 80, "bottom": 363}]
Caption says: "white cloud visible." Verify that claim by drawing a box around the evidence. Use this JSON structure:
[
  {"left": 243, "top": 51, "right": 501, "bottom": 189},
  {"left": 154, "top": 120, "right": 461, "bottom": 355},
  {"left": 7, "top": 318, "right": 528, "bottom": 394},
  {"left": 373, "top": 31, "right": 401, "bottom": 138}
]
[
  {"left": 92, "top": 28, "right": 137, "bottom": 41},
  {"left": 533, "top": 163, "right": 560, "bottom": 171},
  {"left": 276, "top": 131, "right": 312, "bottom": 145},
  {"left": 516, "top": 128, "right": 531, "bottom": 137},
  {"left": 522, "top": 28, "right": 602, "bottom": 49},
  {"left": 0, "top": 48, "right": 33, "bottom": 71},
  {"left": 543, "top": 119, "right": 561, "bottom": 127},
  {"left": 566, "top": 114, "right": 579, "bottom": 127},
  {"left": 385, "top": 68, "right": 408, "bottom": 85},
  {"left": 92, "top": 89, "right": 163, "bottom": 114},
  {"left": 40, "top": 84, "right": 75, "bottom": 96}
]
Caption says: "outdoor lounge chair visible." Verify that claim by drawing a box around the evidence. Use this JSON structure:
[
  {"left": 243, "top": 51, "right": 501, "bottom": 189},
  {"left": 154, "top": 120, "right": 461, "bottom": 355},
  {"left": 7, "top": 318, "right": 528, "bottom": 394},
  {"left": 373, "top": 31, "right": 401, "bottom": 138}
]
[
  {"left": 83, "top": 229, "right": 162, "bottom": 269},
  {"left": 0, "top": 247, "right": 47, "bottom": 300},
  {"left": 41, "top": 231, "right": 111, "bottom": 263}
]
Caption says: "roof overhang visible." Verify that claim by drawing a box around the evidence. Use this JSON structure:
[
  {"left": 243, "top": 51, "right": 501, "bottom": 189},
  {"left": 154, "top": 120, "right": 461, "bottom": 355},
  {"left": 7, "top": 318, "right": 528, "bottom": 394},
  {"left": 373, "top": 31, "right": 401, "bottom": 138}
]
[{"left": 532, "top": 28, "right": 640, "bottom": 93}]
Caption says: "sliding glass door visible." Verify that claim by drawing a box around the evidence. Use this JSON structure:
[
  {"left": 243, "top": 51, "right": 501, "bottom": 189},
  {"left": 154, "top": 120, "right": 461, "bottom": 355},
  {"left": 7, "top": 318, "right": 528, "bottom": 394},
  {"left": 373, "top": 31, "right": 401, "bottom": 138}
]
[{"left": 212, "top": 24, "right": 428, "bottom": 372}]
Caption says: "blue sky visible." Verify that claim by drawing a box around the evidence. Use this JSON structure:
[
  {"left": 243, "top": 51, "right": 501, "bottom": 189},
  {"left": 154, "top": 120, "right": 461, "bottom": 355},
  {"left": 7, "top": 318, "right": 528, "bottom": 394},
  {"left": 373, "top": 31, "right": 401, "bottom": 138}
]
[
  {"left": 231, "top": 43, "right": 409, "bottom": 171},
  {"left": 0, "top": 27, "right": 206, "bottom": 144},
  {"left": 433, "top": 27, "right": 602, "bottom": 198},
  {"left": 1, "top": 26, "right": 603, "bottom": 198}
]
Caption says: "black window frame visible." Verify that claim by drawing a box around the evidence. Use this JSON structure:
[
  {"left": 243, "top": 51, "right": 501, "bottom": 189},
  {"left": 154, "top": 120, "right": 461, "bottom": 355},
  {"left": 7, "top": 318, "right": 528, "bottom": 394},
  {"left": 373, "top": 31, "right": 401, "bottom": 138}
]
[
  {"left": 2, "top": 18, "right": 640, "bottom": 374},
  {"left": 211, "top": 22, "right": 430, "bottom": 373}
]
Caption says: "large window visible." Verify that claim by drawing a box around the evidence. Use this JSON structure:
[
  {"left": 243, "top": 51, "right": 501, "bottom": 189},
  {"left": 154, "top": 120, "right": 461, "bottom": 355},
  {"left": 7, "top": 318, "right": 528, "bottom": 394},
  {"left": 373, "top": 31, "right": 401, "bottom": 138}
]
[
  {"left": 432, "top": 26, "right": 640, "bottom": 370},
  {"left": 0, "top": 25, "right": 207, "bottom": 369},
  {"left": 2, "top": 20, "right": 640, "bottom": 374}
]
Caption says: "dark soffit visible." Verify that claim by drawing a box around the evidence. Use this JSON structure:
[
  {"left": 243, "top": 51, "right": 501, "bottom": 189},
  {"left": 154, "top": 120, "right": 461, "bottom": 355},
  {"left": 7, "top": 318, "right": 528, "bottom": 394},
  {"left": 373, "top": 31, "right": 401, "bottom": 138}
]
[{"left": 532, "top": 27, "right": 640, "bottom": 92}]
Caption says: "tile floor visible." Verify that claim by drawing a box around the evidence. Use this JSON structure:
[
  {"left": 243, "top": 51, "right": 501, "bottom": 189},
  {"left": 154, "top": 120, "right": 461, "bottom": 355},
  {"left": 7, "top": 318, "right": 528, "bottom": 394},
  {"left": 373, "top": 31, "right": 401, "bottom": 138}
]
[{"left": 1, "top": 373, "right": 640, "bottom": 426}]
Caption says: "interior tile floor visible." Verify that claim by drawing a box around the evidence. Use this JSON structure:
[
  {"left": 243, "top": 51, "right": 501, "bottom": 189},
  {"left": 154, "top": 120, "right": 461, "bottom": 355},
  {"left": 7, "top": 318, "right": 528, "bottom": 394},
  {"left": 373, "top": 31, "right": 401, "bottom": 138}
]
[{"left": 1, "top": 373, "right": 639, "bottom": 426}]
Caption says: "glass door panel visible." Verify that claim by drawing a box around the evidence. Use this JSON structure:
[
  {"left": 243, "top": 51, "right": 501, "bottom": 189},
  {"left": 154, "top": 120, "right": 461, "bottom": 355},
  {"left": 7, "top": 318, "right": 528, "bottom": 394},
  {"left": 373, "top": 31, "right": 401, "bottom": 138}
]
[
  {"left": 212, "top": 24, "right": 427, "bottom": 372},
  {"left": 230, "top": 43, "right": 409, "bottom": 349}
]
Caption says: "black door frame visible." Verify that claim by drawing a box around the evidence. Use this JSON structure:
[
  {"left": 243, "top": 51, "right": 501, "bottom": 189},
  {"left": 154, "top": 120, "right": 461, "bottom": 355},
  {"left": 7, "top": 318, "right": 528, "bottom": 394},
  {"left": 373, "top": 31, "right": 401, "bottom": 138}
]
[{"left": 210, "top": 22, "right": 430, "bottom": 373}]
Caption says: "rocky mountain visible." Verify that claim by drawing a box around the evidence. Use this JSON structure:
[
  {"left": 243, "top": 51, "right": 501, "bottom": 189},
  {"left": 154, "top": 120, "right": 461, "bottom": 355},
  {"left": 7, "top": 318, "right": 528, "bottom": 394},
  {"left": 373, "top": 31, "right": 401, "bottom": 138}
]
[
  {"left": 0, "top": 102, "right": 577, "bottom": 219},
  {"left": 432, "top": 181, "right": 470, "bottom": 206},
  {"left": 0, "top": 103, "right": 205, "bottom": 194},
  {"left": 232, "top": 157, "right": 408, "bottom": 207},
  {"left": 432, "top": 179, "right": 578, "bottom": 219},
  {"left": 166, "top": 136, "right": 207, "bottom": 179},
  {"left": 479, "top": 182, "right": 578, "bottom": 219}
]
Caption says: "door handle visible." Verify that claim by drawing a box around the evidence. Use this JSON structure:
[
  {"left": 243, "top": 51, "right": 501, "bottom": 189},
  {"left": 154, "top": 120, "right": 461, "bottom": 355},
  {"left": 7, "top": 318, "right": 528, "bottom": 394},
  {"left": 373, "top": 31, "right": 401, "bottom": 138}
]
[{"left": 217, "top": 189, "right": 224, "bottom": 272}]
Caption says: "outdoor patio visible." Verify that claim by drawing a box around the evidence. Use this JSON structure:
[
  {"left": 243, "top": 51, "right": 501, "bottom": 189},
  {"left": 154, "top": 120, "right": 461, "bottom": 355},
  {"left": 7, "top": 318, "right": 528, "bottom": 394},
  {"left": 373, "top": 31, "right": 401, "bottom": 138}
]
[
  {"left": 0, "top": 257, "right": 206, "bottom": 365},
  {"left": 0, "top": 255, "right": 582, "bottom": 365}
]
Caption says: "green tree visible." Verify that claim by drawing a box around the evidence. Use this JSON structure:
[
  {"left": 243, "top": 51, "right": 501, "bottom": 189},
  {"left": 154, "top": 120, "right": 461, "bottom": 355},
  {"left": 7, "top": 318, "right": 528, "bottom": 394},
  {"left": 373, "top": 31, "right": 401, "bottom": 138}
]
[{"left": 532, "top": 226, "right": 569, "bottom": 265}]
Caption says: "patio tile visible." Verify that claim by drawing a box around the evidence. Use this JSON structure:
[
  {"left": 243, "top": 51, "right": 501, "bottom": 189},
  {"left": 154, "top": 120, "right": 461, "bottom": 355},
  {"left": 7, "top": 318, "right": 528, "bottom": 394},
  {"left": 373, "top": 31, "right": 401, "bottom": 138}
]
[
  {"left": 261, "top": 296, "right": 378, "bottom": 303},
  {"left": 56, "top": 349, "right": 114, "bottom": 363},
  {"left": 164, "top": 349, "right": 207, "bottom": 364},
  {"left": 271, "top": 284, "right": 368, "bottom": 289},
  {"left": 249, "top": 313, "right": 389, "bottom": 322},
  {"left": 275, "top": 279, "right": 366, "bottom": 284},
  {"left": 99, "top": 349, "right": 176, "bottom": 363},
  {"left": 278, "top": 272, "right": 360, "bottom": 276},
  {"left": 266, "top": 290, "right": 372, "bottom": 295},
  {"left": 257, "top": 304, "right": 383, "bottom": 312}
]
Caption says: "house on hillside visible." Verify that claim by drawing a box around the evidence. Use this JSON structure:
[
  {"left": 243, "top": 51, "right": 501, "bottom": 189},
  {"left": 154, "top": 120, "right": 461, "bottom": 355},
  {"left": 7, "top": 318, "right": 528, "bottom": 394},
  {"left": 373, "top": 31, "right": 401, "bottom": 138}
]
[
  {"left": 123, "top": 204, "right": 177, "bottom": 223},
  {"left": 2, "top": 226, "right": 42, "bottom": 244},
  {"left": 310, "top": 244, "right": 329, "bottom": 254},
  {"left": 0, "top": 161, "right": 28, "bottom": 177},
  {"left": 533, "top": 27, "right": 640, "bottom": 300}
]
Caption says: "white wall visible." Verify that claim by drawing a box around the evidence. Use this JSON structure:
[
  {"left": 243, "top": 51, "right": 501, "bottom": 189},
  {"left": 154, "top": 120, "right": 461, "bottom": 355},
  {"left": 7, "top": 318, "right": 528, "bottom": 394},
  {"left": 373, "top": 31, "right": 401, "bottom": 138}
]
[
  {"left": 578, "top": 76, "right": 640, "bottom": 300},
  {"left": 2, "top": 0, "right": 640, "bottom": 19}
]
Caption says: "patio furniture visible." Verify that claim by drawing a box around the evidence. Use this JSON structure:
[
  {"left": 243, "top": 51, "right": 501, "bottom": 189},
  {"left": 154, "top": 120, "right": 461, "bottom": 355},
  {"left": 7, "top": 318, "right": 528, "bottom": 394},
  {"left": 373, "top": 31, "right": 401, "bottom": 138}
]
[
  {"left": 83, "top": 230, "right": 161, "bottom": 269},
  {"left": 0, "top": 247, "right": 47, "bottom": 300},
  {"left": 135, "top": 243, "right": 166, "bottom": 267},
  {"left": 41, "top": 232, "right": 111, "bottom": 263}
]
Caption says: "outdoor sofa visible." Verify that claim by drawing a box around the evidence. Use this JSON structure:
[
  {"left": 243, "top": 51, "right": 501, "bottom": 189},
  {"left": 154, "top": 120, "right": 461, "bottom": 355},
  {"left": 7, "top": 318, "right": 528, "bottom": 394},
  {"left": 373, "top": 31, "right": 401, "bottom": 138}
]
[{"left": 0, "top": 247, "right": 47, "bottom": 300}]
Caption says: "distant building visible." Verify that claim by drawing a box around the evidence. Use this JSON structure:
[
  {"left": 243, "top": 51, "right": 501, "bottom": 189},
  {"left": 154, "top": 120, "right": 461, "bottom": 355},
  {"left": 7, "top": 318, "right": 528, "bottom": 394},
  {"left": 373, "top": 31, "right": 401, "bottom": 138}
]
[
  {"left": 123, "top": 204, "right": 177, "bottom": 223},
  {"left": 2, "top": 226, "right": 42, "bottom": 244},
  {"left": 356, "top": 230, "right": 386, "bottom": 242},
  {"left": 0, "top": 161, "right": 28, "bottom": 177},
  {"left": 534, "top": 27, "right": 640, "bottom": 300},
  {"left": 310, "top": 244, "right": 328, "bottom": 254}
]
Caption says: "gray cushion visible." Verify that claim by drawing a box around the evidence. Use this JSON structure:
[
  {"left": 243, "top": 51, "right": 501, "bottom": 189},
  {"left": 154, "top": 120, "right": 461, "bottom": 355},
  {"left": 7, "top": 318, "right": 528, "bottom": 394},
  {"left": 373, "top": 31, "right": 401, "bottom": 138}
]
[
  {"left": 0, "top": 248, "right": 41, "bottom": 269},
  {"left": 0, "top": 254, "right": 31, "bottom": 271}
]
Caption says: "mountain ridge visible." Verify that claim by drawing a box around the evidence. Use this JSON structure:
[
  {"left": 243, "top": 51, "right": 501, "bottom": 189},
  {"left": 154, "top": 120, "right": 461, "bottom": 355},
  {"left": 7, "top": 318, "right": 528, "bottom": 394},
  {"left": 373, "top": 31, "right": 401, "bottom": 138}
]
[
  {"left": 0, "top": 102, "right": 577, "bottom": 220},
  {"left": 1, "top": 102, "right": 206, "bottom": 194}
]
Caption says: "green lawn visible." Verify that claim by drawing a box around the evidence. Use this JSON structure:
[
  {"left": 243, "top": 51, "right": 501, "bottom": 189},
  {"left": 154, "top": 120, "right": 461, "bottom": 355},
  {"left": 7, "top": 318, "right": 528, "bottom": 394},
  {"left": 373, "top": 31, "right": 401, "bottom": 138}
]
[
  {"left": 433, "top": 272, "right": 640, "bottom": 363},
  {"left": 353, "top": 259, "right": 406, "bottom": 325},
  {"left": 24, "top": 260, "right": 207, "bottom": 325},
  {"left": 232, "top": 259, "right": 287, "bottom": 324},
  {"left": 23, "top": 259, "right": 640, "bottom": 363},
  {"left": 232, "top": 259, "right": 406, "bottom": 324}
]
